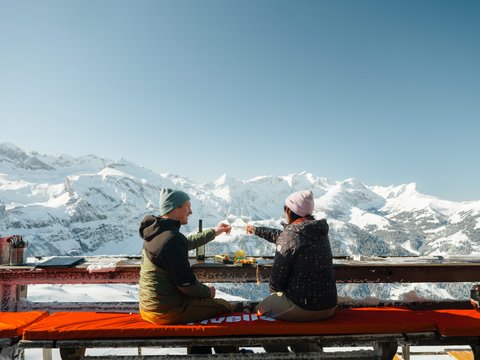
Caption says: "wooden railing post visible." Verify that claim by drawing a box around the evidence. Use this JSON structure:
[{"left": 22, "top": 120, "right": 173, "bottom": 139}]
[
  {"left": 0, "top": 284, "right": 18, "bottom": 311},
  {"left": 374, "top": 340, "right": 398, "bottom": 360}
]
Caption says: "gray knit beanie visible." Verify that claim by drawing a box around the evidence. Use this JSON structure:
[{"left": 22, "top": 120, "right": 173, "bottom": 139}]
[{"left": 159, "top": 188, "right": 191, "bottom": 216}]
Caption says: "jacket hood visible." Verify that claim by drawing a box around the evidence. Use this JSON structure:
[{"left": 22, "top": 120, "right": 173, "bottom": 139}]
[
  {"left": 139, "top": 216, "right": 181, "bottom": 242},
  {"left": 286, "top": 218, "right": 329, "bottom": 241}
]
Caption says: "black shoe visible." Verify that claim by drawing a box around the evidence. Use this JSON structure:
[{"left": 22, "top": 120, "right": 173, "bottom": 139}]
[
  {"left": 187, "top": 346, "right": 212, "bottom": 354},
  {"left": 240, "top": 349, "right": 254, "bottom": 354},
  {"left": 213, "top": 346, "right": 239, "bottom": 353},
  {"left": 470, "top": 285, "right": 480, "bottom": 309}
]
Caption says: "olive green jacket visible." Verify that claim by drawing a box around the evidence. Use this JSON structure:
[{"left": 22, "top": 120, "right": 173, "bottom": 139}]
[{"left": 138, "top": 216, "right": 216, "bottom": 316}]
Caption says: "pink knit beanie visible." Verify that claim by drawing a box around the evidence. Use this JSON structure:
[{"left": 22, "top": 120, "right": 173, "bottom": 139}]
[{"left": 285, "top": 190, "right": 314, "bottom": 217}]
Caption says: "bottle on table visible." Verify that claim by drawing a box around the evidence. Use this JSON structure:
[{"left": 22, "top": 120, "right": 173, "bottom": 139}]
[{"left": 195, "top": 219, "right": 205, "bottom": 261}]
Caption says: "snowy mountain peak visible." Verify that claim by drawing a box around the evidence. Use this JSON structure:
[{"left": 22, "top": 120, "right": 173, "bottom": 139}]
[
  {"left": 371, "top": 183, "right": 418, "bottom": 200},
  {"left": 0, "top": 142, "right": 24, "bottom": 155},
  {"left": 214, "top": 174, "right": 230, "bottom": 187},
  {"left": 282, "top": 171, "right": 316, "bottom": 187},
  {"left": 339, "top": 178, "right": 368, "bottom": 190},
  {"left": 0, "top": 142, "right": 54, "bottom": 171},
  {"left": 320, "top": 178, "right": 386, "bottom": 216}
]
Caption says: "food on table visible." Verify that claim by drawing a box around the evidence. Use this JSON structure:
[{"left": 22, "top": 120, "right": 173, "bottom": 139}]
[
  {"left": 234, "top": 250, "right": 246, "bottom": 259},
  {"left": 214, "top": 254, "right": 233, "bottom": 264},
  {"left": 239, "top": 258, "right": 256, "bottom": 265},
  {"left": 214, "top": 251, "right": 256, "bottom": 265}
]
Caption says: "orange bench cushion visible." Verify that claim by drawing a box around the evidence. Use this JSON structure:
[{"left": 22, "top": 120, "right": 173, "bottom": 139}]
[
  {"left": 0, "top": 311, "right": 49, "bottom": 338},
  {"left": 22, "top": 307, "right": 436, "bottom": 340},
  {"left": 418, "top": 309, "right": 480, "bottom": 337}
]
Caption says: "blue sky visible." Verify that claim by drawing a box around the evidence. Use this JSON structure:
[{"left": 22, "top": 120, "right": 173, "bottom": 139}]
[{"left": 1, "top": 0, "right": 479, "bottom": 201}]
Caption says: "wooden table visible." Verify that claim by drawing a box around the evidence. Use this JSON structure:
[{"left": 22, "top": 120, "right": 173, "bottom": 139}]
[{"left": 1, "top": 255, "right": 480, "bottom": 311}]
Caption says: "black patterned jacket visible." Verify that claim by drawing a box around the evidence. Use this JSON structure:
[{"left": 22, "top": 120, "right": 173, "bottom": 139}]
[{"left": 255, "top": 218, "right": 337, "bottom": 310}]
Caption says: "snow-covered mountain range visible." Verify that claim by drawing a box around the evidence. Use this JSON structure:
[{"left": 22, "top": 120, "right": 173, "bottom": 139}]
[
  {"left": 2, "top": 142, "right": 479, "bottom": 258},
  {"left": 1, "top": 142, "right": 480, "bottom": 300}
]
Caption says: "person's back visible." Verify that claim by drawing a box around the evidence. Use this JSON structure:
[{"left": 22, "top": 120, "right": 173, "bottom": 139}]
[
  {"left": 139, "top": 215, "right": 200, "bottom": 317},
  {"left": 272, "top": 218, "right": 337, "bottom": 311},
  {"left": 251, "top": 190, "right": 338, "bottom": 323},
  {"left": 251, "top": 189, "right": 338, "bottom": 353},
  {"left": 138, "top": 189, "right": 232, "bottom": 326},
  {"left": 138, "top": 188, "right": 240, "bottom": 354}
]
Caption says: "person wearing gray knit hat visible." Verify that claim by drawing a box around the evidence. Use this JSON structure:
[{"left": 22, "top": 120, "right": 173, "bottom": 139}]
[
  {"left": 159, "top": 188, "right": 191, "bottom": 216},
  {"left": 139, "top": 188, "right": 238, "bottom": 354}
]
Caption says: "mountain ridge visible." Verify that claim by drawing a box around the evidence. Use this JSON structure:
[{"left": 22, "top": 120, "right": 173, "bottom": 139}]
[{"left": 1, "top": 142, "right": 479, "bottom": 259}]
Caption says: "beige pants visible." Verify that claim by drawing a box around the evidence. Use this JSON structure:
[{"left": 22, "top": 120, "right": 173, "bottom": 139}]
[
  {"left": 256, "top": 292, "right": 336, "bottom": 353},
  {"left": 256, "top": 292, "right": 336, "bottom": 322},
  {"left": 141, "top": 297, "right": 238, "bottom": 353},
  {"left": 141, "top": 297, "right": 233, "bottom": 325}
]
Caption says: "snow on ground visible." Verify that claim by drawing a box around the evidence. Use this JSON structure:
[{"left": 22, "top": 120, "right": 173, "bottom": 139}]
[
  {"left": 28, "top": 284, "right": 139, "bottom": 302},
  {"left": 27, "top": 284, "right": 247, "bottom": 303}
]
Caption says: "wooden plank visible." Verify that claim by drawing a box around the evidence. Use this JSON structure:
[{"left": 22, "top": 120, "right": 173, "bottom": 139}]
[
  {"left": 18, "top": 340, "right": 55, "bottom": 348},
  {"left": 18, "top": 299, "right": 473, "bottom": 314},
  {"left": 20, "top": 333, "right": 480, "bottom": 359},
  {"left": 18, "top": 301, "right": 139, "bottom": 313},
  {"left": 332, "top": 264, "right": 480, "bottom": 283},
  {"left": 408, "top": 336, "right": 480, "bottom": 348},
  {"left": 0, "top": 338, "right": 16, "bottom": 346},
  {"left": 448, "top": 350, "right": 474, "bottom": 360},
  {"left": 51, "top": 334, "right": 404, "bottom": 348},
  {"left": 339, "top": 300, "right": 472, "bottom": 310},
  {"left": 80, "top": 352, "right": 380, "bottom": 360},
  {"left": 403, "top": 332, "right": 439, "bottom": 346},
  {"left": 18, "top": 300, "right": 252, "bottom": 313},
  {"left": 0, "top": 284, "right": 17, "bottom": 311},
  {"left": 3, "top": 257, "right": 480, "bottom": 284},
  {"left": 0, "top": 267, "right": 140, "bottom": 286}
]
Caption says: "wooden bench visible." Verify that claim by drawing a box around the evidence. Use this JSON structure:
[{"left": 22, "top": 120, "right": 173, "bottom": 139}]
[
  {"left": 14, "top": 307, "right": 480, "bottom": 360},
  {"left": 2, "top": 256, "right": 480, "bottom": 359}
]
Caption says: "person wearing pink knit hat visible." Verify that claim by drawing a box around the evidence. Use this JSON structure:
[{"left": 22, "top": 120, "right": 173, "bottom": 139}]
[
  {"left": 246, "top": 189, "right": 337, "bottom": 353},
  {"left": 285, "top": 190, "right": 315, "bottom": 217}
]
